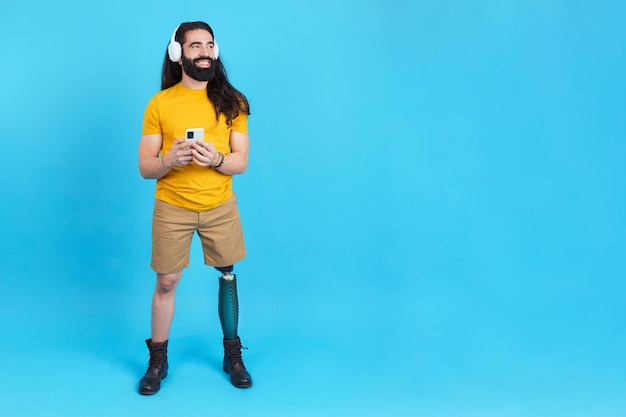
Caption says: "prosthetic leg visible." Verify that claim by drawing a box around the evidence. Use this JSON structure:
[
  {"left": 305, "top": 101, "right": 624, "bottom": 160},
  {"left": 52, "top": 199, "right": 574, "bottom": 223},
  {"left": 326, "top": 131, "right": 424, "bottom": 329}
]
[{"left": 215, "top": 266, "right": 253, "bottom": 388}]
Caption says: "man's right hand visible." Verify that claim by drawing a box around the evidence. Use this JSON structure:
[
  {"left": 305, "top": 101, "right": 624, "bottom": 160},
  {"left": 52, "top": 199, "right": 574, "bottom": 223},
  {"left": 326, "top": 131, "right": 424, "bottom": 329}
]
[{"left": 163, "top": 138, "right": 195, "bottom": 168}]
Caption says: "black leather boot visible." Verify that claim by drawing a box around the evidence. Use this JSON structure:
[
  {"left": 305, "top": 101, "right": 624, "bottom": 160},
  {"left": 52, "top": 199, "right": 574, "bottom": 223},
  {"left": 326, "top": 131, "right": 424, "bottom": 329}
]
[
  {"left": 223, "top": 336, "right": 252, "bottom": 388},
  {"left": 138, "top": 339, "right": 169, "bottom": 395}
]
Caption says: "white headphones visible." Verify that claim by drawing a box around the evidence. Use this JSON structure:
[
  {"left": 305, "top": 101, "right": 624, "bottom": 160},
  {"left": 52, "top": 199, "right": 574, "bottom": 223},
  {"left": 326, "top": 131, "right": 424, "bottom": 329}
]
[{"left": 167, "top": 24, "right": 220, "bottom": 62}]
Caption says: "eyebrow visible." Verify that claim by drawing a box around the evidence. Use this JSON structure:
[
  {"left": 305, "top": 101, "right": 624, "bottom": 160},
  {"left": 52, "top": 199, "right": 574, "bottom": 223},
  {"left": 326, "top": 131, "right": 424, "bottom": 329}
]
[{"left": 189, "top": 41, "right": 214, "bottom": 46}]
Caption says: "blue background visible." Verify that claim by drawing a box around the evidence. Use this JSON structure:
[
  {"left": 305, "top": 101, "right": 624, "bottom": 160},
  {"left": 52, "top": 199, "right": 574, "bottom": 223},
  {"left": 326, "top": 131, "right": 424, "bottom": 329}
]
[{"left": 1, "top": 1, "right": 625, "bottom": 416}]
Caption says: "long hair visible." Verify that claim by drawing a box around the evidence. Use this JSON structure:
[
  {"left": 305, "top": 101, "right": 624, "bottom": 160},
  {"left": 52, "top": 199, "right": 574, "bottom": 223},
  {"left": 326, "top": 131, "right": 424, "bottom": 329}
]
[{"left": 161, "top": 21, "right": 250, "bottom": 127}]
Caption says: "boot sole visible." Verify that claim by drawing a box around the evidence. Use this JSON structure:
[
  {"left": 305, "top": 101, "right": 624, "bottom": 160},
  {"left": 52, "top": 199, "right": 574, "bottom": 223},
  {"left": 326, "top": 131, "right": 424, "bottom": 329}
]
[{"left": 223, "top": 367, "right": 252, "bottom": 388}]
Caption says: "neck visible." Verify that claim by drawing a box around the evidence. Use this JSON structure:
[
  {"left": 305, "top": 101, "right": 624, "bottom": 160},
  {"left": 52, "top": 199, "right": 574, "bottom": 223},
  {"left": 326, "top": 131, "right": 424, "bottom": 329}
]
[{"left": 181, "top": 73, "right": 208, "bottom": 90}]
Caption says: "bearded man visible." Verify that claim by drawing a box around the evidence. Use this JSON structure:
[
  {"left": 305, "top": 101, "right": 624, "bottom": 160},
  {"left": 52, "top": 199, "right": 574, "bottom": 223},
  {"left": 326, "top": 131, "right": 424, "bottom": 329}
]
[{"left": 137, "top": 21, "right": 253, "bottom": 395}]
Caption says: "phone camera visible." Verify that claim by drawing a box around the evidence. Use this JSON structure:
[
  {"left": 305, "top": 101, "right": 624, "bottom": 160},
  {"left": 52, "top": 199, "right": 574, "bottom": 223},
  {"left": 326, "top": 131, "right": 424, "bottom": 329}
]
[{"left": 187, "top": 131, "right": 194, "bottom": 139}]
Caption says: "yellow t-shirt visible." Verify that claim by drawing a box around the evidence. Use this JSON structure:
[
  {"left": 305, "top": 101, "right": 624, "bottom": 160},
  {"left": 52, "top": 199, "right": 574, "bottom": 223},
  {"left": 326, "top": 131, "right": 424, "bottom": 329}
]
[{"left": 142, "top": 83, "right": 248, "bottom": 212}]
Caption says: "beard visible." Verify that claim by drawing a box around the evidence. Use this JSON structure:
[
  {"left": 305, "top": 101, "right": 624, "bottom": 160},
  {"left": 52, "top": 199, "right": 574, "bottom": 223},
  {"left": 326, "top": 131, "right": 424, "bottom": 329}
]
[{"left": 181, "top": 55, "right": 216, "bottom": 82}]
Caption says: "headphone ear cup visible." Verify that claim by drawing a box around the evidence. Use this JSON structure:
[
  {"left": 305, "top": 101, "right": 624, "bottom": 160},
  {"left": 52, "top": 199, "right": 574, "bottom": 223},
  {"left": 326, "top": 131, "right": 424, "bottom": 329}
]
[
  {"left": 168, "top": 40, "right": 182, "bottom": 62},
  {"left": 214, "top": 41, "right": 219, "bottom": 60}
]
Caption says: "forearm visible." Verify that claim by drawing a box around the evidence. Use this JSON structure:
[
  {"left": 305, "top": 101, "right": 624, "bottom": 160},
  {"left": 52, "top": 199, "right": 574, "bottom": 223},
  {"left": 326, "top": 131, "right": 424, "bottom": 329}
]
[
  {"left": 214, "top": 151, "right": 248, "bottom": 176},
  {"left": 139, "top": 153, "right": 172, "bottom": 179}
]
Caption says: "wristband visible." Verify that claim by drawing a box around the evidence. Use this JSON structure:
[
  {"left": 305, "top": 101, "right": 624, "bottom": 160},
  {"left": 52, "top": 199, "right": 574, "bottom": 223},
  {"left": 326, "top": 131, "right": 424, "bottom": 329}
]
[{"left": 214, "top": 152, "right": 225, "bottom": 168}]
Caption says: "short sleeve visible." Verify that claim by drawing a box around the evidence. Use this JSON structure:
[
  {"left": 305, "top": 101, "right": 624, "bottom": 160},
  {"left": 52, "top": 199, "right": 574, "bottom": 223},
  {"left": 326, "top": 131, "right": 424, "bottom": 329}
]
[
  {"left": 142, "top": 95, "right": 162, "bottom": 135},
  {"left": 230, "top": 112, "right": 248, "bottom": 135}
]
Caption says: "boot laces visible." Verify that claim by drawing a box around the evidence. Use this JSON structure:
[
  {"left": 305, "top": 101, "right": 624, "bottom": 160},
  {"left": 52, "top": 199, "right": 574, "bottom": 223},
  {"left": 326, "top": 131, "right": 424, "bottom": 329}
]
[
  {"left": 225, "top": 343, "right": 248, "bottom": 364},
  {"left": 148, "top": 348, "right": 166, "bottom": 369}
]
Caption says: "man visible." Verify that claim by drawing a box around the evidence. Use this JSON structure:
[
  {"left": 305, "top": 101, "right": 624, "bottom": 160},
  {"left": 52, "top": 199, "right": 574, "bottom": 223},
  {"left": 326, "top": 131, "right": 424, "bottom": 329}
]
[{"left": 137, "top": 21, "right": 252, "bottom": 395}]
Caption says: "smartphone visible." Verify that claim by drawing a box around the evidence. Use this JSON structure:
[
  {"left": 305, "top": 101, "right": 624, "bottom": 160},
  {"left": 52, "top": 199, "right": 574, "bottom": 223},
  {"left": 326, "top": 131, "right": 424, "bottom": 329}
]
[{"left": 185, "top": 128, "right": 205, "bottom": 142}]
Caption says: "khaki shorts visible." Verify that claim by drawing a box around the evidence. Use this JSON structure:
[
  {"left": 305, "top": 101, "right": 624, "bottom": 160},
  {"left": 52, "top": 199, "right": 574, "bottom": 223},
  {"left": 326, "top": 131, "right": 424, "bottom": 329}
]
[{"left": 151, "top": 194, "right": 246, "bottom": 274}]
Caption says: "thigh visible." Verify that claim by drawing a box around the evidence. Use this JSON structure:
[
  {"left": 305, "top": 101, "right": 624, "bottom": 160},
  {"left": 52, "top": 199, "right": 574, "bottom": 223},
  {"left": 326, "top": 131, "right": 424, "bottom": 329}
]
[
  {"left": 151, "top": 199, "right": 198, "bottom": 274},
  {"left": 197, "top": 194, "right": 247, "bottom": 267}
]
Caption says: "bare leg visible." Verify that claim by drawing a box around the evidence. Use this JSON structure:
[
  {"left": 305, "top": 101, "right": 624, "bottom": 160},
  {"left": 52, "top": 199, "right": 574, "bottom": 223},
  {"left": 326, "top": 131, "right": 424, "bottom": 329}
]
[{"left": 151, "top": 271, "right": 183, "bottom": 343}]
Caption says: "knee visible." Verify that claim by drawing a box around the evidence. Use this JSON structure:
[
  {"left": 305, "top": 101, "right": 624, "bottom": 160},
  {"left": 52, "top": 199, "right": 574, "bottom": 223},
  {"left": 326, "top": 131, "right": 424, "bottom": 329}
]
[{"left": 156, "top": 272, "right": 182, "bottom": 294}]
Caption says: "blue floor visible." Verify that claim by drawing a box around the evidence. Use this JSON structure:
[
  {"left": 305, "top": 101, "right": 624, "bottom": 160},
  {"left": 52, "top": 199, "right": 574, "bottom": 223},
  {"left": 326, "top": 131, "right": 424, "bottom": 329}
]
[{"left": 3, "top": 232, "right": 626, "bottom": 416}]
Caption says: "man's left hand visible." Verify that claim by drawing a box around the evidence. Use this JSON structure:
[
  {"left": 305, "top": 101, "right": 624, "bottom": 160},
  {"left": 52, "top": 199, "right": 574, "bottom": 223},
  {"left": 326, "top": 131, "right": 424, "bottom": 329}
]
[{"left": 191, "top": 141, "right": 221, "bottom": 167}]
